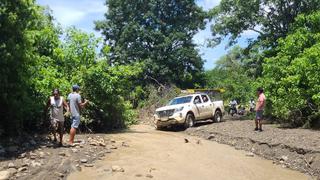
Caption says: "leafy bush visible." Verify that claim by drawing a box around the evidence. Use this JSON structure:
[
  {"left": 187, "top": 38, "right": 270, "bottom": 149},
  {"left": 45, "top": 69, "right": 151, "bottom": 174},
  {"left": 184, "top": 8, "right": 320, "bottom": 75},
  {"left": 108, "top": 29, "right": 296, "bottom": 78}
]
[
  {"left": 0, "top": 1, "right": 58, "bottom": 135},
  {"left": 262, "top": 11, "right": 320, "bottom": 127},
  {"left": 0, "top": 1, "right": 145, "bottom": 135},
  {"left": 81, "top": 61, "right": 143, "bottom": 130},
  {"left": 205, "top": 46, "right": 254, "bottom": 104}
]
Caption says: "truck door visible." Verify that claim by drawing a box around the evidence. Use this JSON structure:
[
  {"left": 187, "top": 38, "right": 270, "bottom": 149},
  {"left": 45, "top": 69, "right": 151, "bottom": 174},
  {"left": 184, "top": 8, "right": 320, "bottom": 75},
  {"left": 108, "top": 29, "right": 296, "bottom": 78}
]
[
  {"left": 201, "top": 95, "right": 213, "bottom": 118},
  {"left": 193, "top": 95, "right": 204, "bottom": 120}
]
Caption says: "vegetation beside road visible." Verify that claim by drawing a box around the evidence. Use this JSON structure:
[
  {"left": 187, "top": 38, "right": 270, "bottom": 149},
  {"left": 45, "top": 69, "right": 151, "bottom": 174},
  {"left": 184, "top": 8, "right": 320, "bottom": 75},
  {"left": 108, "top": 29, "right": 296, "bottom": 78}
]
[{"left": 205, "top": 5, "right": 320, "bottom": 128}]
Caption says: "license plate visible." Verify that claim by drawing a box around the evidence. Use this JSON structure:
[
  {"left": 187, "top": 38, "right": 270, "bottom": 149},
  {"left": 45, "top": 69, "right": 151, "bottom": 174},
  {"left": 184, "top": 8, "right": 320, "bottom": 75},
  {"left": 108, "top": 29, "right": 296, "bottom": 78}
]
[{"left": 160, "top": 117, "right": 169, "bottom": 121}]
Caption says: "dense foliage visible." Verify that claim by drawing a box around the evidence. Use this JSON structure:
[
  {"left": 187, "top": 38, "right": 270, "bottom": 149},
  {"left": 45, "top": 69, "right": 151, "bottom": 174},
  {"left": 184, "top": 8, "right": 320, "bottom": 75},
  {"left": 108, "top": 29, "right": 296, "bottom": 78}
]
[
  {"left": 262, "top": 11, "right": 320, "bottom": 127},
  {"left": 81, "top": 61, "right": 144, "bottom": 129},
  {"left": 209, "top": 0, "right": 320, "bottom": 48},
  {"left": 0, "top": 0, "right": 52, "bottom": 135},
  {"left": 96, "top": 0, "right": 207, "bottom": 87},
  {"left": 207, "top": 0, "right": 320, "bottom": 127},
  {"left": 0, "top": 1, "right": 143, "bottom": 136},
  {"left": 205, "top": 46, "right": 254, "bottom": 104}
]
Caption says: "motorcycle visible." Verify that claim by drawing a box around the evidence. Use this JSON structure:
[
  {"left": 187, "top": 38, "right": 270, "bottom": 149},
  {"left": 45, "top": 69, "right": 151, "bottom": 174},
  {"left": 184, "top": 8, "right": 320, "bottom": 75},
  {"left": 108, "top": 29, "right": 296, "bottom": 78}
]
[
  {"left": 229, "top": 104, "right": 237, "bottom": 116},
  {"left": 238, "top": 106, "right": 246, "bottom": 115}
]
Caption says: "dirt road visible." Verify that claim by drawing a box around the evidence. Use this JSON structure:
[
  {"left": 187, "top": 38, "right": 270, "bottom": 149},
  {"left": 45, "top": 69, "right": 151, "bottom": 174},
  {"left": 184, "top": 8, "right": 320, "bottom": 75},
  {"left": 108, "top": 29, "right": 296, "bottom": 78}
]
[{"left": 68, "top": 125, "right": 310, "bottom": 180}]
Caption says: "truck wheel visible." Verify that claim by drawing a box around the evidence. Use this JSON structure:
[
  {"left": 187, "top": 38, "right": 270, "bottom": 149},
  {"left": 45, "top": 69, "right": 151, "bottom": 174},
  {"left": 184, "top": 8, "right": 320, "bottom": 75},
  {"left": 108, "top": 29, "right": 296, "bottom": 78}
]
[
  {"left": 214, "top": 110, "right": 222, "bottom": 123},
  {"left": 155, "top": 125, "right": 162, "bottom": 130},
  {"left": 184, "top": 113, "right": 195, "bottom": 129}
]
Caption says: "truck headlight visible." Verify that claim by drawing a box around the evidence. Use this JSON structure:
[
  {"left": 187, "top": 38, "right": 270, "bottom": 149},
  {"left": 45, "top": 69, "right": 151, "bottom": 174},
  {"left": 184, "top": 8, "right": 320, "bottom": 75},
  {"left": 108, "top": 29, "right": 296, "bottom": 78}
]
[{"left": 174, "top": 107, "right": 184, "bottom": 113}]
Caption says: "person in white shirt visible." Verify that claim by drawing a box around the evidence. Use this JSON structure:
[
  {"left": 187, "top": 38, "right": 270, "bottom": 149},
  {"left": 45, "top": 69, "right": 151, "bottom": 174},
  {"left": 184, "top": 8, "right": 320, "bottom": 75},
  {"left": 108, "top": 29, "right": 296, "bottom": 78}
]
[
  {"left": 45, "top": 89, "right": 69, "bottom": 146},
  {"left": 249, "top": 98, "right": 255, "bottom": 112}
]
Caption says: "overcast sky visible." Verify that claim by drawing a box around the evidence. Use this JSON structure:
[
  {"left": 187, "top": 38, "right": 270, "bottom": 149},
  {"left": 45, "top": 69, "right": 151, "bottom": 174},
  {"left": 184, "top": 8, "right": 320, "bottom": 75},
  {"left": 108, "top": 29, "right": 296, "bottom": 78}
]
[{"left": 37, "top": 0, "right": 257, "bottom": 70}]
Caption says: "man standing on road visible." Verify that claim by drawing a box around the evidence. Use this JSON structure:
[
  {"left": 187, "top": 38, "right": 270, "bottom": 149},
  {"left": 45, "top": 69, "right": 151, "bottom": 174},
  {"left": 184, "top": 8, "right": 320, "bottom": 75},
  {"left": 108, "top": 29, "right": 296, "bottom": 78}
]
[
  {"left": 45, "top": 89, "right": 69, "bottom": 146},
  {"left": 255, "top": 87, "right": 266, "bottom": 132},
  {"left": 68, "top": 85, "right": 88, "bottom": 145}
]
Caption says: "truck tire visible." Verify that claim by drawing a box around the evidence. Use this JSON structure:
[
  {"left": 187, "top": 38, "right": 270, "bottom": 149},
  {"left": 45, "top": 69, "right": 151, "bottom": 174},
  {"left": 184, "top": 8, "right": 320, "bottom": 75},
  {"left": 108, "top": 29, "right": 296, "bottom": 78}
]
[
  {"left": 155, "top": 125, "right": 163, "bottom": 130},
  {"left": 184, "top": 113, "right": 195, "bottom": 129},
  {"left": 214, "top": 110, "right": 222, "bottom": 123}
]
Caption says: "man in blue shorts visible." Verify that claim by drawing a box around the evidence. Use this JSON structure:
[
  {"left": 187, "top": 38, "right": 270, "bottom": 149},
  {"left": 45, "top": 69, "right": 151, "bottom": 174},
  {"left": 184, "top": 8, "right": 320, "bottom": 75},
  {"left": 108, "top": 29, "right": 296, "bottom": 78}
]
[{"left": 67, "top": 85, "right": 88, "bottom": 145}]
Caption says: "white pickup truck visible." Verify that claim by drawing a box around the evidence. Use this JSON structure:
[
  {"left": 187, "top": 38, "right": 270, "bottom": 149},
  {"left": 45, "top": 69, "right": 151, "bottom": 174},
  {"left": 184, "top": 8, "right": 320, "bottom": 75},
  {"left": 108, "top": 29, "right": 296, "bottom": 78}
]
[{"left": 153, "top": 93, "right": 224, "bottom": 129}]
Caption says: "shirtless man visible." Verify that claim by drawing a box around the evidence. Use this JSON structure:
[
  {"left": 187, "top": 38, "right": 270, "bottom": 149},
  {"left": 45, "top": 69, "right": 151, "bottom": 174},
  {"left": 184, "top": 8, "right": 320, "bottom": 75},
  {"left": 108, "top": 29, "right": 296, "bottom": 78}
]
[{"left": 255, "top": 87, "right": 266, "bottom": 132}]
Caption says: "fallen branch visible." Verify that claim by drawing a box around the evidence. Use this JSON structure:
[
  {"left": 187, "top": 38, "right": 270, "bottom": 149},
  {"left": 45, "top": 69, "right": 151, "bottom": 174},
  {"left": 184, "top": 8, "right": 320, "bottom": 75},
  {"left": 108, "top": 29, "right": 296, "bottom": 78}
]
[{"left": 145, "top": 75, "right": 165, "bottom": 92}]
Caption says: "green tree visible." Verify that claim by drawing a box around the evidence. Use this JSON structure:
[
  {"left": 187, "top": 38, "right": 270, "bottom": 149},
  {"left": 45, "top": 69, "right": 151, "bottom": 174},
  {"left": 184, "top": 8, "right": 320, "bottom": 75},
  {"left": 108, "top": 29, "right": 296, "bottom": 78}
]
[
  {"left": 209, "top": 0, "right": 320, "bottom": 48},
  {"left": 28, "top": 27, "right": 101, "bottom": 128},
  {"left": 23, "top": 6, "right": 64, "bottom": 130},
  {"left": 262, "top": 11, "right": 320, "bottom": 127},
  {"left": 82, "top": 61, "right": 144, "bottom": 129},
  {"left": 96, "top": 0, "right": 207, "bottom": 87},
  {"left": 205, "top": 46, "right": 253, "bottom": 103},
  {"left": 56, "top": 27, "right": 101, "bottom": 86},
  {"left": 0, "top": 0, "right": 56, "bottom": 135},
  {"left": 0, "top": 0, "right": 146, "bottom": 135}
]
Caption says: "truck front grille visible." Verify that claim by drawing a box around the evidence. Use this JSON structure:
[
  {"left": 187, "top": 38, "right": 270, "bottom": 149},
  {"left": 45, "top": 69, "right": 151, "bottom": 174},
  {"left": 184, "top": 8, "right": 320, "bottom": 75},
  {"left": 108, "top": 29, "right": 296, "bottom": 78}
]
[{"left": 157, "top": 109, "right": 175, "bottom": 117}]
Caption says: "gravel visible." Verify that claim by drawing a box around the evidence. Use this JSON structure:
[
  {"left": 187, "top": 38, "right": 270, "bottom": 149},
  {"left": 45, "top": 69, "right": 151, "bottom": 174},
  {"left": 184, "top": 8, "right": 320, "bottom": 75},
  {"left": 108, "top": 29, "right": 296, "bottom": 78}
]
[
  {"left": 0, "top": 134, "right": 119, "bottom": 180},
  {"left": 186, "top": 120, "right": 320, "bottom": 178}
]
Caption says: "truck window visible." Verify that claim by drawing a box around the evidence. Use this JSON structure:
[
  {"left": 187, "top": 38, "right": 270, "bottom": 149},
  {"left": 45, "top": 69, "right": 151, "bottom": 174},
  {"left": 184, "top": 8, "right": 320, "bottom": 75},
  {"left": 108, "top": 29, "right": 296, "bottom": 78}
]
[
  {"left": 169, "top": 96, "right": 193, "bottom": 105},
  {"left": 201, "top": 95, "right": 209, "bottom": 103},
  {"left": 194, "top": 96, "right": 202, "bottom": 104}
]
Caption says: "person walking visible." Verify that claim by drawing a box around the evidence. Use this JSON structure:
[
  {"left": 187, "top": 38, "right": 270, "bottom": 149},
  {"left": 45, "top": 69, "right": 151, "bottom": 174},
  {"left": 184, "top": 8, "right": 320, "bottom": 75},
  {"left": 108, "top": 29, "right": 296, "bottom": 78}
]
[
  {"left": 255, "top": 87, "right": 266, "bottom": 132},
  {"left": 45, "top": 89, "right": 69, "bottom": 146},
  {"left": 67, "top": 85, "right": 88, "bottom": 145},
  {"left": 249, "top": 98, "right": 255, "bottom": 112}
]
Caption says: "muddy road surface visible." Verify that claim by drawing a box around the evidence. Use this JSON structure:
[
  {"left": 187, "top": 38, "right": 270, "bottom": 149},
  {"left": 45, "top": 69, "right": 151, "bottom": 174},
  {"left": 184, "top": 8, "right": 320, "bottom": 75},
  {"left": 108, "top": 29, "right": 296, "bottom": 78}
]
[{"left": 68, "top": 125, "right": 310, "bottom": 180}]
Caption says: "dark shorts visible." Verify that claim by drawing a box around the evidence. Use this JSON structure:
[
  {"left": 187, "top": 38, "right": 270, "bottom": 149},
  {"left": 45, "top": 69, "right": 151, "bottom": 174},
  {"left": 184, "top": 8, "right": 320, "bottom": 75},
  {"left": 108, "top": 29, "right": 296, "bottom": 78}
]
[
  {"left": 50, "top": 119, "right": 64, "bottom": 134},
  {"left": 256, "top": 110, "right": 264, "bottom": 120}
]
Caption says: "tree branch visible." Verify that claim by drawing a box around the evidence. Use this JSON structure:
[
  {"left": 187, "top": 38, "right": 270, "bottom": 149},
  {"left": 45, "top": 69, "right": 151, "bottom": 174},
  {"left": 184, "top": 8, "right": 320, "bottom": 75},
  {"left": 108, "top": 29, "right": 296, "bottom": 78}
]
[
  {"left": 248, "top": 27, "right": 264, "bottom": 35},
  {"left": 146, "top": 75, "right": 165, "bottom": 90}
]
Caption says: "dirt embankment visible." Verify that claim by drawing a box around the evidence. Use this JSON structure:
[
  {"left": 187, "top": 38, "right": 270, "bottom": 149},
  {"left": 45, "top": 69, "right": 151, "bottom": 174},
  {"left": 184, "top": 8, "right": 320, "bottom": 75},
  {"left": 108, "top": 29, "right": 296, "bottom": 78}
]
[
  {"left": 0, "top": 134, "right": 124, "bottom": 180},
  {"left": 185, "top": 120, "right": 320, "bottom": 178}
]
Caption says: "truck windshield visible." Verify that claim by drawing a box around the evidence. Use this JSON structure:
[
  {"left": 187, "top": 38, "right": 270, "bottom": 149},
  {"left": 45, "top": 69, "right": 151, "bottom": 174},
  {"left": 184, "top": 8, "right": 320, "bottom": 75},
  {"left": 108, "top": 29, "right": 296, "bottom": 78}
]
[{"left": 168, "top": 96, "right": 193, "bottom": 105}]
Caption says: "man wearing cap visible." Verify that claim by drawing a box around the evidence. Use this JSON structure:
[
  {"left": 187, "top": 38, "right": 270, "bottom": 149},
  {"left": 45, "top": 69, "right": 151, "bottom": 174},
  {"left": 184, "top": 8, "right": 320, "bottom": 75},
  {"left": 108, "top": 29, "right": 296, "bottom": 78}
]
[{"left": 67, "top": 85, "right": 88, "bottom": 145}]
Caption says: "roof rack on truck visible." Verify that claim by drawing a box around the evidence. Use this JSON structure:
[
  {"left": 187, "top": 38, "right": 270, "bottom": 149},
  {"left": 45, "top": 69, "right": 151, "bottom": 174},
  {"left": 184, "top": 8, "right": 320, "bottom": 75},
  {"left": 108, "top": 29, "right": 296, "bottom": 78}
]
[{"left": 180, "top": 88, "right": 225, "bottom": 101}]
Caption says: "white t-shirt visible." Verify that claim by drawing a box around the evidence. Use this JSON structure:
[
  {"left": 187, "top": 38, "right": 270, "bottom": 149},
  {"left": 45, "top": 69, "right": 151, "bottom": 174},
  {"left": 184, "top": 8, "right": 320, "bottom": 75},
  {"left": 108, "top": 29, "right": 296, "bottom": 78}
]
[{"left": 50, "top": 96, "right": 64, "bottom": 122}]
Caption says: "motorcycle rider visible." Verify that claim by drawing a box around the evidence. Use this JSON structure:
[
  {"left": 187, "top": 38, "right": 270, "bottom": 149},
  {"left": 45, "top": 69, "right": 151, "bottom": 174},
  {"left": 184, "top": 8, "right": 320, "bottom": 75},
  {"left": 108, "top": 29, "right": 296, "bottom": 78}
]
[
  {"left": 229, "top": 99, "right": 238, "bottom": 115},
  {"left": 249, "top": 98, "right": 255, "bottom": 112}
]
